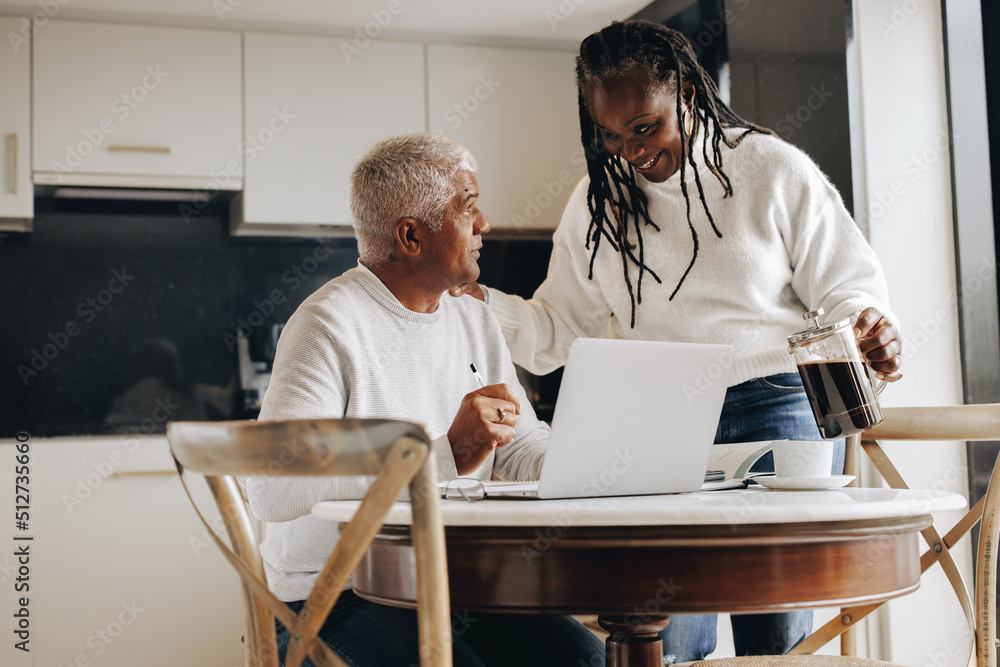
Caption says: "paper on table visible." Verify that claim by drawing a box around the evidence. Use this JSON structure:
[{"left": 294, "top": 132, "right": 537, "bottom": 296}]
[
  {"left": 706, "top": 441, "right": 773, "bottom": 481},
  {"left": 437, "top": 479, "right": 541, "bottom": 496},
  {"left": 697, "top": 442, "right": 773, "bottom": 492}
]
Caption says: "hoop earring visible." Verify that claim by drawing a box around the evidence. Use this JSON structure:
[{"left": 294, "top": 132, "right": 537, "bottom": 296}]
[{"left": 682, "top": 108, "right": 695, "bottom": 137}]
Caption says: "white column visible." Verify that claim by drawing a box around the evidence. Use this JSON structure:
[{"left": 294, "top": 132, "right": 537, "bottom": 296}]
[{"left": 855, "top": 1, "right": 972, "bottom": 665}]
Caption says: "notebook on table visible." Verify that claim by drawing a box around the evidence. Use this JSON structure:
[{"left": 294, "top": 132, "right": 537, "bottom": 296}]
[{"left": 444, "top": 337, "right": 734, "bottom": 500}]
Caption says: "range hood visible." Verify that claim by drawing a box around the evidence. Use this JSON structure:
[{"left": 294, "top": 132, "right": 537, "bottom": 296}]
[
  {"left": 33, "top": 171, "right": 244, "bottom": 191},
  {"left": 228, "top": 193, "right": 355, "bottom": 238},
  {"left": 42, "top": 186, "right": 211, "bottom": 201}
]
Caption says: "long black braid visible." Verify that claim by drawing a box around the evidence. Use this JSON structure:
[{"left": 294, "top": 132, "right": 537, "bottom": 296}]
[{"left": 576, "top": 20, "right": 775, "bottom": 327}]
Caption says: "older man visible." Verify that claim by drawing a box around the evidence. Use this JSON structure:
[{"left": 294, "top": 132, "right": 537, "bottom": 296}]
[{"left": 249, "top": 134, "right": 604, "bottom": 666}]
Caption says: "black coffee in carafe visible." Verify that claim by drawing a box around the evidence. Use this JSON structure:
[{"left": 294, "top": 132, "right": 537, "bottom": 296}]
[
  {"left": 797, "top": 359, "right": 883, "bottom": 439},
  {"left": 788, "top": 309, "right": 886, "bottom": 440}
]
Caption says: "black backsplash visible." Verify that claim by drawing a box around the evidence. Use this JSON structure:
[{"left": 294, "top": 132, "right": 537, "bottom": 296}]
[{"left": 0, "top": 196, "right": 555, "bottom": 437}]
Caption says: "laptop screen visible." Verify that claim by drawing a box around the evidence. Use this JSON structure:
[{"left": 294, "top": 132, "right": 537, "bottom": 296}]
[{"left": 536, "top": 338, "right": 733, "bottom": 499}]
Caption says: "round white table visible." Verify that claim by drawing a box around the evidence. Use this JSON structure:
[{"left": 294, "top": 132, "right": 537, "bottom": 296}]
[{"left": 313, "top": 487, "right": 966, "bottom": 666}]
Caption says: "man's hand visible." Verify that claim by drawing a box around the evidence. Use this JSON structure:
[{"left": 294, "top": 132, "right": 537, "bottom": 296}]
[
  {"left": 448, "top": 383, "right": 520, "bottom": 476},
  {"left": 854, "top": 307, "right": 903, "bottom": 382},
  {"left": 449, "top": 281, "right": 485, "bottom": 301}
]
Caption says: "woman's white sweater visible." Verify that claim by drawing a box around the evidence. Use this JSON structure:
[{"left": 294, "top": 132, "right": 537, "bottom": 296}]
[{"left": 488, "top": 130, "right": 893, "bottom": 385}]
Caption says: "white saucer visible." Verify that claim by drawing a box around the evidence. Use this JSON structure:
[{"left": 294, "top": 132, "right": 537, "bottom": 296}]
[{"left": 754, "top": 475, "right": 856, "bottom": 490}]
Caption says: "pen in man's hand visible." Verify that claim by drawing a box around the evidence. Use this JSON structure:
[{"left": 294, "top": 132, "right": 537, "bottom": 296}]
[
  {"left": 471, "top": 363, "right": 509, "bottom": 440},
  {"left": 470, "top": 363, "right": 487, "bottom": 388}
]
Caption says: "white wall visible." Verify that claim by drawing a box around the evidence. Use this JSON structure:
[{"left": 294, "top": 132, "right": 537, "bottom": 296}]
[{"left": 855, "top": 1, "right": 973, "bottom": 665}]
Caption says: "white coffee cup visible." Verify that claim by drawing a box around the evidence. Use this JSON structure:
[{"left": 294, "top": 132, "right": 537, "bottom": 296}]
[{"left": 772, "top": 440, "right": 834, "bottom": 478}]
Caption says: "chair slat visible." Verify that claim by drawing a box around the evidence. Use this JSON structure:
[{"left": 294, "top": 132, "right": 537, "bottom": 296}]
[
  {"left": 866, "top": 405, "right": 1000, "bottom": 442},
  {"left": 168, "top": 418, "right": 430, "bottom": 477},
  {"left": 410, "top": 451, "right": 454, "bottom": 667}
]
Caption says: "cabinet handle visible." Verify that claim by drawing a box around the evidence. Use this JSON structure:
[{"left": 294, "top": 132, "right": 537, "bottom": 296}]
[
  {"left": 7, "top": 133, "right": 16, "bottom": 195},
  {"left": 111, "top": 469, "right": 178, "bottom": 478},
  {"left": 108, "top": 145, "right": 171, "bottom": 154}
]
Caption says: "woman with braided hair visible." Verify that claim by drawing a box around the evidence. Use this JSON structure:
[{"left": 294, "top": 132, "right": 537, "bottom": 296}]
[{"left": 452, "top": 18, "right": 903, "bottom": 660}]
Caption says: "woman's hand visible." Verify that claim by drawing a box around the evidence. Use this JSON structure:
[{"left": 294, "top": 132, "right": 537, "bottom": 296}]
[
  {"left": 449, "top": 281, "right": 485, "bottom": 301},
  {"left": 854, "top": 307, "right": 903, "bottom": 382}
]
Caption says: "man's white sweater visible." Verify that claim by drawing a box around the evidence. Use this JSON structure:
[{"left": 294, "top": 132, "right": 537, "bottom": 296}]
[
  {"left": 488, "top": 130, "right": 893, "bottom": 385},
  {"left": 250, "top": 264, "right": 547, "bottom": 601}
]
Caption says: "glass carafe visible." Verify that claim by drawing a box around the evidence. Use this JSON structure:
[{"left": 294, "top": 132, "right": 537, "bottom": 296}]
[{"left": 788, "top": 309, "right": 884, "bottom": 439}]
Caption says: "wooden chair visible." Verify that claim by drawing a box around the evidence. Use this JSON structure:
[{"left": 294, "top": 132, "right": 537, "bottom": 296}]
[
  {"left": 167, "top": 418, "right": 452, "bottom": 667},
  {"left": 695, "top": 404, "right": 1000, "bottom": 667}
]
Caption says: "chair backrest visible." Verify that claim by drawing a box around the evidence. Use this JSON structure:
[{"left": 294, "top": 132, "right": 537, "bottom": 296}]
[
  {"left": 167, "top": 418, "right": 452, "bottom": 667},
  {"left": 793, "top": 405, "right": 1000, "bottom": 666}
]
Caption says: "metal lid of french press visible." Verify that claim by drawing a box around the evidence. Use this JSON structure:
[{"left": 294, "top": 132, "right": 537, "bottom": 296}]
[{"left": 787, "top": 308, "right": 853, "bottom": 345}]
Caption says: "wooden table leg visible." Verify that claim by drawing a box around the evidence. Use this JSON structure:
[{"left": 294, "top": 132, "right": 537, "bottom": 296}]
[{"left": 598, "top": 614, "right": 671, "bottom": 667}]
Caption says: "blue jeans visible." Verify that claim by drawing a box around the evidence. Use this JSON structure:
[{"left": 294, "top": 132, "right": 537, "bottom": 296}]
[
  {"left": 275, "top": 590, "right": 606, "bottom": 666},
  {"left": 660, "top": 372, "right": 844, "bottom": 662}
]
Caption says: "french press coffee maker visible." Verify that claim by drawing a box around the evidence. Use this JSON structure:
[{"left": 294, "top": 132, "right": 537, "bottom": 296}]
[{"left": 787, "top": 308, "right": 885, "bottom": 439}]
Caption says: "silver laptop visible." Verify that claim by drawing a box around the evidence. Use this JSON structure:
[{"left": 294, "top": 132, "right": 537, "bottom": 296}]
[{"left": 471, "top": 337, "right": 733, "bottom": 499}]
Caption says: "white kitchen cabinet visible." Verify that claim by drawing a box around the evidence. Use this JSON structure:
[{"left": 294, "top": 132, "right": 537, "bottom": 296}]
[
  {"left": 0, "top": 436, "right": 243, "bottom": 667},
  {"left": 234, "top": 32, "right": 426, "bottom": 235},
  {"left": 0, "top": 17, "right": 32, "bottom": 230},
  {"left": 427, "top": 44, "right": 580, "bottom": 235},
  {"left": 33, "top": 21, "right": 243, "bottom": 190}
]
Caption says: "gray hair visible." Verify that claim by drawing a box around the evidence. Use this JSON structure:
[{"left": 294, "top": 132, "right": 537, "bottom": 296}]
[{"left": 350, "top": 133, "right": 478, "bottom": 267}]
